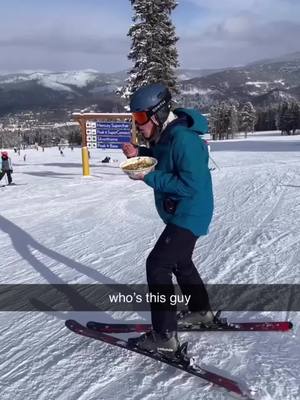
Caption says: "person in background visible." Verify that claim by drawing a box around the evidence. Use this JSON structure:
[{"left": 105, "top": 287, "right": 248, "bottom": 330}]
[
  {"left": 101, "top": 156, "right": 111, "bottom": 163},
  {"left": 122, "top": 83, "right": 214, "bottom": 358},
  {"left": 0, "top": 151, "right": 13, "bottom": 185}
]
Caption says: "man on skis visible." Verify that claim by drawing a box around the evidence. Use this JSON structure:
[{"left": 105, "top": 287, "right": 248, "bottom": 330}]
[{"left": 122, "top": 83, "right": 214, "bottom": 358}]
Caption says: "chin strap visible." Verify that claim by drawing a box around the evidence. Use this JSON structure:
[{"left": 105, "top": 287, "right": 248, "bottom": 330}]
[
  {"left": 162, "top": 111, "right": 177, "bottom": 131},
  {"left": 149, "top": 111, "right": 178, "bottom": 144}
]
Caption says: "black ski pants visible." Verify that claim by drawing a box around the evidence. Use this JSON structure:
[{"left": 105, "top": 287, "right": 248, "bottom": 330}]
[
  {"left": 0, "top": 170, "right": 12, "bottom": 185},
  {"left": 146, "top": 223, "right": 211, "bottom": 332}
]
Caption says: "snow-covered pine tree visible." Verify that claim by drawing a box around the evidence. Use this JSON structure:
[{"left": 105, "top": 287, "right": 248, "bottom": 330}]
[
  {"left": 219, "top": 102, "right": 231, "bottom": 140},
  {"left": 277, "top": 101, "right": 287, "bottom": 134},
  {"left": 229, "top": 104, "right": 239, "bottom": 139},
  {"left": 257, "top": 107, "right": 276, "bottom": 131},
  {"left": 240, "top": 102, "right": 256, "bottom": 138},
  {"left": 208, "top": 105, "right": 218, "bottom": 140},
  {"left": 122, "top": 0, "right": 179, "bottom": 98},
  {"left": 277, "top": 101, "right": 300, "bottom": 135},
  {"left": 290, "top": 102, "right": 300, "bottom": 134},
  {"left": 208, "top": 105, "right": 218, "bottom": 141},
  {"left": 209, "top": 102, "right": 231, "bottom": 140},
  {"left": 277, "top": 101, "right": 291, "bottom": 135}
]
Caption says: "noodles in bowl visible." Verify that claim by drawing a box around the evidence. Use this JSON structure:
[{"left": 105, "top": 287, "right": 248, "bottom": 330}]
[{"left": 120, "top": 156, "right": 158, "bottom": 178}]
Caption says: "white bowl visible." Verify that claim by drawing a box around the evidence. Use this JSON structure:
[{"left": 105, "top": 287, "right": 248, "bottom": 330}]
[{"left": 120, "top": 156, "right": 158, "bottom": 178}]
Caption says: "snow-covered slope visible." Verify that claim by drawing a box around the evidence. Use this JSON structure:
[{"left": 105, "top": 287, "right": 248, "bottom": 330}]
[{"left": 0, "top": 133, "right": 300, "bottom": 399}]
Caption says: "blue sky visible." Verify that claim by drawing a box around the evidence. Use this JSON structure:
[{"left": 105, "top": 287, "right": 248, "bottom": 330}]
[{"left": 0, "top": 0, "right": 299, "bottom": 73}]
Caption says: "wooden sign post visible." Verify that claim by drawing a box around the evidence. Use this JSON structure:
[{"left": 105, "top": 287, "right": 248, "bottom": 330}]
[{"left": 73, "top": 112, "right": 137, "bottom": 176}]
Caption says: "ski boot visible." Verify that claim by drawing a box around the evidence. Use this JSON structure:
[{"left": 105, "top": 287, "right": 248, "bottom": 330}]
[
  {"left": 177, "top": 310, "right": 217, "bottom": 328},
  {"left": 128, "top": 330, "right": 191, "bottom": 366},
  {"left": 128, "top": 330, "right": 180, "bottom": 357}
]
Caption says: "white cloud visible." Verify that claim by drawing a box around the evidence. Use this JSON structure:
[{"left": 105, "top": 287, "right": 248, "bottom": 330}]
[
  {"left": 223, "top": 15, "right": 253, "bottom": 34},
  {"left": 0, "top": 0, "right": 299, "bottom": 72},
  {"left": 176, "top": 0, "right": 300, "bottom": 68}
]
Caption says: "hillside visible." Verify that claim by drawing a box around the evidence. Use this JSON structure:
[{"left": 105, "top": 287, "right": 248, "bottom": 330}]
[{"left": 0, "top": 51, "right": 299, "bottom": 119}]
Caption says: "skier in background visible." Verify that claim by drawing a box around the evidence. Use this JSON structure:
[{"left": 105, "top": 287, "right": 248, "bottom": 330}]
[
  {"left": 122, "top": 83, "right": 214, "bottom": 358},
  {"left": 101, "top": 156, "right": 111, "bottom": 163},
  {"left": 0, "top": 151, "right": 13, "bottom": 185}
]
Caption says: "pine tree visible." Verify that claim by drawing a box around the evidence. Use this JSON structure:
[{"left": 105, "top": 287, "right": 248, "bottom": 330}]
[
  {"left": 209, "top": 102, "right": 231, "bottom": 140},
  {"left": 277, "top": 101, "right": 288, "bottom": 134},
  {"left": 276, "top": 101, "right": 299, "bottom": 135},
  {"left": 240, "top": 102, "right": 256, "bottom": 138},
  {"left": 229, "top": 104, "right": 239, "bottom": 139},
  {"left": 220, "top": 102, "right": 231, "bottom": 140},
  {"left": 290, "top": 102, "right": 300, "bottom": 134},
  {"left": 208, "top": 105, "right": 218, "bottom": 141},
  {"left": 122, "top": 0, "right": 179, "bottom": 97}
]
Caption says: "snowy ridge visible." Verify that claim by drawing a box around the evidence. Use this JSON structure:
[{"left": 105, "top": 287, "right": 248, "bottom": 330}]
[
  {"left": 1, "top": 70, "right": 100, "bottom": 91},
  {"left": 245, "top": 82, "right": 270, "bottom": 87},
  {"left": 181, "top": 87, "right": 214, "bottom": 95}
]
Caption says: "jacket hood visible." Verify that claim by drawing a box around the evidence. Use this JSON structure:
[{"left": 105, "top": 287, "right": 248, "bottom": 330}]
[{"left": 174, "top": 108, "right": 208, "bottom": 135}]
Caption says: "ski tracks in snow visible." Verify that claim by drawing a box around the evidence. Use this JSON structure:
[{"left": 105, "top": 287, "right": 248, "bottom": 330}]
[{"left": 1, "top": 145, "right": 300, "bottom": 399}]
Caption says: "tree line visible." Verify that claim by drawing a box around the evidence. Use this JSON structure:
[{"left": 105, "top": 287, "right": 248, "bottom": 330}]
[
  {"left": 0, "top": 125, "right": 81, "bottom": 148},
  {"left": 208, "top": 100, "right": 300, "bottom": 140}
]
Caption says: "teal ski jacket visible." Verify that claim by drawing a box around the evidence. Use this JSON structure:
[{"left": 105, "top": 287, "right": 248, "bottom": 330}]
[{"left": 140, "top": 108, "right": 214, "bottom": 237}]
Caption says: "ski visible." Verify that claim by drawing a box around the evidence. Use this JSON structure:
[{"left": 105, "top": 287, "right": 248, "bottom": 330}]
[
  {"left": 86, "top": 319, "right": 293, "bottom": 334},
  {"left": 66, "top": 319, "right": 255, "bottom": 400}
]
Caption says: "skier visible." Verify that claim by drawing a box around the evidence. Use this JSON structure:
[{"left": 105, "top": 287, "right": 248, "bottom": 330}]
[
  {"left": 0, "top": 151, "right": 13, "bottom": 185},
  {"left": 122, "top": 83, "right": 214, "bottom": 358}
]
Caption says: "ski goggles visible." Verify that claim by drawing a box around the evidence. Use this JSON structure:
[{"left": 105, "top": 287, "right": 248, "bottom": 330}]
[{"left": 132, "top": 111, "right": 151, "bottom": 126}]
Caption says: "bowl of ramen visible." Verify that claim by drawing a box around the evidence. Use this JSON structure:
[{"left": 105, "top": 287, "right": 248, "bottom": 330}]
[{"left": 120, "top": 156, "right": 158, "bottom": 178}]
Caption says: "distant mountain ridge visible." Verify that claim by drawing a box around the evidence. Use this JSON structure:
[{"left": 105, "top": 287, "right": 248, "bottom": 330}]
[
  {"left": 178, "top": 52, "right": 300, "bottom": 110},
  {"left": 0, "top": 51, "right": 299, "bottom": 117}
]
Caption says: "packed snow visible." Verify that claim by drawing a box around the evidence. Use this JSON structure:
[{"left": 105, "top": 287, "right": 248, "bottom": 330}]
[
  {"left": 245, "top": 82, "right": 269, "bottom": 87},
  {"left": 181, "top": 87, "right": 213, "bottom": 95},
  {"left": 1, "top": 131, "right": 300, "bottom": 399}
]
